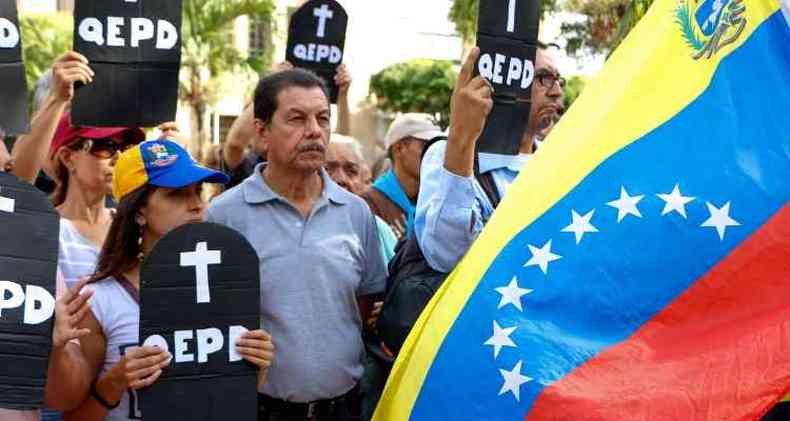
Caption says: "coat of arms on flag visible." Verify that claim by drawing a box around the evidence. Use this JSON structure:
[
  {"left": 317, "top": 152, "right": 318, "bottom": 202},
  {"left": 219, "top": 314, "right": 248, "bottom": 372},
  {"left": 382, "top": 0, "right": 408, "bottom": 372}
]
[{"left": 677, "top": 0, "right": 748, "bottom": 59}]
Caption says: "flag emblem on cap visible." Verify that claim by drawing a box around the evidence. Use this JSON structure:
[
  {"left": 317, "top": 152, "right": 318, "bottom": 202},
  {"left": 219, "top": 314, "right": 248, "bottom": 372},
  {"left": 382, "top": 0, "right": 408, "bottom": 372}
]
[
  {"left": 676, "top": 0, "right": 747, "bottom": 60},
  {"left": 145, "top": 143, "right": 179, "bottom": 167}
]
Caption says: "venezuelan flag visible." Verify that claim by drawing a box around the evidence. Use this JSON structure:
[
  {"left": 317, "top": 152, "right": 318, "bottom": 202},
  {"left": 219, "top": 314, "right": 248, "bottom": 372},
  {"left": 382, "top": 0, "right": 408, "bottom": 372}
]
[{"left": 374, "top": 0, "right": 790, "bottom": 419}]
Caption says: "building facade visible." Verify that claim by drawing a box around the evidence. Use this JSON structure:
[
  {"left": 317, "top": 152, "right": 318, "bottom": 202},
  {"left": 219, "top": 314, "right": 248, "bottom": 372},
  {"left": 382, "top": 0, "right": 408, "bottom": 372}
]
[{"left": 15, "top": 0, "right": 464, "bottom": 159}]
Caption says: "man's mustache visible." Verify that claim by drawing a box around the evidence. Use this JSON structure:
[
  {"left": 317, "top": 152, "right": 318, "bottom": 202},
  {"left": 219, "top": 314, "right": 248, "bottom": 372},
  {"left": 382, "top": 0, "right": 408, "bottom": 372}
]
[{"left": 297, "top": 143, "right": 326, "bottom": 154}]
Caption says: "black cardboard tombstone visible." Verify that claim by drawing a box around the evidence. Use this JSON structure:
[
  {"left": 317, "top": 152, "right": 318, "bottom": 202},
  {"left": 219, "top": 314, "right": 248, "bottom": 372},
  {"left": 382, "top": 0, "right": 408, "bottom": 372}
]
[
  {"left": 286, "top": 0, "right": 348, "bottom": 103},
  {"left": 475, "top": 0, "right": 540, "bottom": 155},
  {"left": 72, "top": 0, "right": 182, "bottom": 127},
  {"left": 0, "top": 172, "right": 59, "bottom": 410},
  {"left": 0, "top": 0, "right": 29, "bottom": 135},
  {"left": 139, "top": 223, "right": 260, "bottom": 421}
]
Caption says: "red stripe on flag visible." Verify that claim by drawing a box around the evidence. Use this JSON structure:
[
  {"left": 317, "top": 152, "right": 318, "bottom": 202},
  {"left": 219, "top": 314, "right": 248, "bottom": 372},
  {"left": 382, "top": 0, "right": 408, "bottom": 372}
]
[{"left": 527, "top": 204, "right": 790, "bottom": 421}]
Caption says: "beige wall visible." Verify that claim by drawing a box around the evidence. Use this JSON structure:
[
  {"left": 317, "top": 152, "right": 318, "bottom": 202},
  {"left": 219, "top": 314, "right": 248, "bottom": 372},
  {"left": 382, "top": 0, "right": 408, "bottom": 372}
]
[{"left": 203, "top": 0, "right": 463, "bottom": 162}]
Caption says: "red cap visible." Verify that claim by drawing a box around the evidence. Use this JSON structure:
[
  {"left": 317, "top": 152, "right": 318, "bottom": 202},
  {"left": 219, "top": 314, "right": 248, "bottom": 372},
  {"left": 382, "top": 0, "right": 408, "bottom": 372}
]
[{"left": 49, "top": 113, "right": 146, "bottom": 158}]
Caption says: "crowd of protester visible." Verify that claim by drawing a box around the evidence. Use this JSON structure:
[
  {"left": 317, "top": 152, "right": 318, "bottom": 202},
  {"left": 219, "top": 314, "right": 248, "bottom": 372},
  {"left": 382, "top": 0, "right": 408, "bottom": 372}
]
[{"left": 0, "top": 43, "right": 568, "bottom": 421}]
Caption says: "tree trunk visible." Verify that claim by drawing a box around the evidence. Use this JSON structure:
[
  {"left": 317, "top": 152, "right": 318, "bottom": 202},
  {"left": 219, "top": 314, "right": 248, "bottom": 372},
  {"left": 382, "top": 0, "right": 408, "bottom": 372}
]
[
  {"left": 187, "top": 66, "right": 207, "bottom": 162},
  {"left": 190, "top": 100, "right": 207, "bottom": 162}
]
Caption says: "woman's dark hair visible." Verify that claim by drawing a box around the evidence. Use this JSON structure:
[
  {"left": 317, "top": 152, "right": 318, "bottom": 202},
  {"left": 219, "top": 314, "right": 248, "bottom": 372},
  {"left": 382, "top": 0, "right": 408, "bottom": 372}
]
[
  {"left": 253, "top": 68, "right": 329, "bottom": 124},
  {"left": 91, "top": 185, "right": 156, "bottom": 283}
]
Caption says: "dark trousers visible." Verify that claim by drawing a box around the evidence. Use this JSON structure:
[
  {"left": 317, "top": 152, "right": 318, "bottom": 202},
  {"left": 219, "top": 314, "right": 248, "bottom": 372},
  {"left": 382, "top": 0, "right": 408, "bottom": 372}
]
[
  {"left": 258, "top": 406, "right": 356, "bottom": 421},
  {"left": 360, "top": 353, "right": 391, "bottom": 421},
  {"left": 258, "top": 387, "right": 361, "bottom": 421}
]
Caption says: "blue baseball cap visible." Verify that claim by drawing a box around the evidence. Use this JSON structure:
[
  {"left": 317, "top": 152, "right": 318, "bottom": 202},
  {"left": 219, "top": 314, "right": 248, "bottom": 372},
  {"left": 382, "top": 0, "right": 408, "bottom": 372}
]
[{"left": 113, "top": 140, "right": 229, "bottom": 201}]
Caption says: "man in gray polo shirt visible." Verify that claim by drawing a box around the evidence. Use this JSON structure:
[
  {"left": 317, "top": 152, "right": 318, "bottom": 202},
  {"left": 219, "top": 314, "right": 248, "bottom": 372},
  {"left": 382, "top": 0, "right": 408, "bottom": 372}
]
[{"left": 207, "top": 69, "right": 386, "bottom": 421}]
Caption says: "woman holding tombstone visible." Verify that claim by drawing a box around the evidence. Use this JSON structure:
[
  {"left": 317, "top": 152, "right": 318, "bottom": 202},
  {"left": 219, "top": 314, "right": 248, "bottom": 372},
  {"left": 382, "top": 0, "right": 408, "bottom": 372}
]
[
  {"left": 64, "top": 140, "right": 275, "bottom": 421},
  {"left": 0, "top": 141, "right": 97, "bottom": 421}
]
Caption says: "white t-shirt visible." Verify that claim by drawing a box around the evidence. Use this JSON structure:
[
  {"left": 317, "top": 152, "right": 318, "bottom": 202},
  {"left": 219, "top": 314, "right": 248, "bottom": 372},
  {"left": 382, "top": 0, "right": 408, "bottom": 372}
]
[
  {"left": 0, "top": 408, "right": 39, "bottom": 421},
  {"left": 88, "top": 277, "right": 141, "bottom": 421}
]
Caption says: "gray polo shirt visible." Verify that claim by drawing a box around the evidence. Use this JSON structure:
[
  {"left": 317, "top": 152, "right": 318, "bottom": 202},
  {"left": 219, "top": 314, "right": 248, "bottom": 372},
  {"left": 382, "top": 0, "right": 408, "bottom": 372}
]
[{"left": 206, "top": 163, "right": 387, "bottom": 402}]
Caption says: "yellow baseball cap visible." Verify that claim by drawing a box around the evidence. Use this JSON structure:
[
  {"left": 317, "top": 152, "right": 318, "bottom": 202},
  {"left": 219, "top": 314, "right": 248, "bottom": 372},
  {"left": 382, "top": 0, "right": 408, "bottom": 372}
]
[{"left": 113, "top": 140, "right": 229, "bottom": 201}]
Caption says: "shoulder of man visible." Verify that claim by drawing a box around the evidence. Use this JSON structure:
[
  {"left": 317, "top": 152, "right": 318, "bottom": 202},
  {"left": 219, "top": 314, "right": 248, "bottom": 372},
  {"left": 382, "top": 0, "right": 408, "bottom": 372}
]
[
  {"left": 207, "top": 175, "right": 251, "bottom": 219},
  {"left": 325, "top": 177, "right": 375, "bottom": 223},
  {"left": 424, "top": 139, "right": 448, "bottom": 162},
  {"left": 361, "top": 187, "right": 404, "bottom": 227}
]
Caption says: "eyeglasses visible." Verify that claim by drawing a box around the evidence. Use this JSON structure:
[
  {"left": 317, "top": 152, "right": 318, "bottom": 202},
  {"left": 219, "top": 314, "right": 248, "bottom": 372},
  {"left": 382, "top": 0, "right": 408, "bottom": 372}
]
[
  {"left": 536, "top": 71, "right": 566, "bottom": 90},
  {"left": 71, "top": 137, "right": 136, "bottom": 159}
]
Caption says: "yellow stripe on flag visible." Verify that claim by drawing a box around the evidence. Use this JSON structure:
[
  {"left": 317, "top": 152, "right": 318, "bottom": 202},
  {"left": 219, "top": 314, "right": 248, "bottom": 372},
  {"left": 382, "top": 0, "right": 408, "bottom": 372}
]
[{"left": 373, "top": 0, "right": 781, "bottom": 419}]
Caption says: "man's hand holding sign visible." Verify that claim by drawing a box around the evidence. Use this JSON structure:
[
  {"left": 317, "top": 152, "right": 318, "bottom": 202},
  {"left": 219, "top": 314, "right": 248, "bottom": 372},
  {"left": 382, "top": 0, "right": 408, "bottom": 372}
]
[
  {"left": 445, "top": 47, "right": 495, "bottom": 178},
  {"left": 474, "top": 0, "right": 540, "bottom": 155}
]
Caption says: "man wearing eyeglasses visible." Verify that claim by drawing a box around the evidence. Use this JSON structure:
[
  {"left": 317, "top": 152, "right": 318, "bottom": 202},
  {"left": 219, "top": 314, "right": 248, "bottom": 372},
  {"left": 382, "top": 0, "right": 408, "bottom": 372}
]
[{"left": 414, "top": 44, "right": 565, "bottom": 274}]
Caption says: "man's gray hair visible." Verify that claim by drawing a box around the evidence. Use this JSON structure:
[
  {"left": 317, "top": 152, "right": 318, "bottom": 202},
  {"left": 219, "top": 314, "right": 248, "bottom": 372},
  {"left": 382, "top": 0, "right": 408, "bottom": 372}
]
[{"left": 330, "top": 134, "right": 364, "bottom": 162}]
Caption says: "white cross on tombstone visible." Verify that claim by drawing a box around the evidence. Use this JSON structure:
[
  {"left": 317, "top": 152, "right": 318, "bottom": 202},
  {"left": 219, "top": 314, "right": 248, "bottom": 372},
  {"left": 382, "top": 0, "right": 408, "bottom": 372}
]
[
  {"left": 180, "top": 242, "right": 222, "bottom": 304},
  {"left": 313, "top": 4, "right": 334, "bottom": 38},
  {"left": 0, "top": 187, "right": 15, "bottom": 213},
  {"left": 507, "top": 0, "right": 517, "bottom": 32}
]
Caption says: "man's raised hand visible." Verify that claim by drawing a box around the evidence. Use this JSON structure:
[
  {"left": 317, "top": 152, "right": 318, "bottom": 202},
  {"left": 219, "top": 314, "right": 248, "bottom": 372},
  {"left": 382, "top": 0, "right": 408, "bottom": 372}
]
[{"left": 445, "top": 47, "right": 494, "bottom": 177}]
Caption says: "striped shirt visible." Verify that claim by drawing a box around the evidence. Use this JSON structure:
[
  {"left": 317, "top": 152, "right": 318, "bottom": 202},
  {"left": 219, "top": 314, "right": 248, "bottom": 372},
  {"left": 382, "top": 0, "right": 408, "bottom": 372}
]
[{"left": 57, "top": 219, "right": 100, "bottom": 287}]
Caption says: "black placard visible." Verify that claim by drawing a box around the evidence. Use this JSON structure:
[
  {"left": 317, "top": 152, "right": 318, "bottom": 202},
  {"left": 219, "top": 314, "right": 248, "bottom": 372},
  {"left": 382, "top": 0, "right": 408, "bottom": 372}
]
[
  {"left": 139, "top": 223, "right": 260, "bottom": 421},
  {"left": 475, "top": 0, "right": 540, "bottom": 155},
  {"left": 0, "top": 0, "right": 29, "bottom": 136},
  {"left": 286, "top": 0, "right": 348, "bottom": 103},
  {"left": 72, "top": 0, "right": 182, "bottom": 127},
  {"left": 0, "top": 172, "right": 59, "bottom": 410}
]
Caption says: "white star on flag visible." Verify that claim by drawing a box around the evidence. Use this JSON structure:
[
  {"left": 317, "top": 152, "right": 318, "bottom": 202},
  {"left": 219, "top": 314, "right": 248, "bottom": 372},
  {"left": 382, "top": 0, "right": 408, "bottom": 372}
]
[
  {"left": 701, "top": 201, "right": 740, "bottom": 240},
  {"left": 484, "top": 321, "right": 517, "bottom": 359},
  {"left": 524, "top": 240, "right": 562, "bottom": 274},
  {"left": 561, "top": 209, "right": 598, "bottom": 244},
  {"left": 607, "top": 186, "right": 644, "bottom": 222},
  {"left": 657, "top": 184, "right": 695, "bottom": 218},
  {"left": 494, "top": 277, "right": 533, "bottom": 311},
  {"left": 498, "top": 360, "right": 532, "bottom": 401}
]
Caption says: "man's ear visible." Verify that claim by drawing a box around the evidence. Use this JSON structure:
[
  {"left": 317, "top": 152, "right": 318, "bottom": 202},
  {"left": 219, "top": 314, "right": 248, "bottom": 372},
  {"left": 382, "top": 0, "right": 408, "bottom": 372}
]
[
  {"left": 254, "top": 118, "right": 271, "bottom": 152},
  {"left": 391, "top": 142, "right": 404, "bottom": 160}
]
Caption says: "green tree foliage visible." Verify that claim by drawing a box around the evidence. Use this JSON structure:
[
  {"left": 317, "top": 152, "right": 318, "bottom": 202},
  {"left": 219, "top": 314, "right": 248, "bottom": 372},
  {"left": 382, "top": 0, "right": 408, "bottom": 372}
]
[
  {"left": 180, "top": 0, "right": 275, "bottom": 153},
  {"left": 449, "top": 0, "right": 655, "bottom": 58},
  {"left": 562, "top": 0, "right": 655, "bottom": 57},
  {"left": 563, "top": 75, "right": 587, "bottom": 109},
  {"left": 449, "top": 0, "right": 559, "bottom": 48},
  {"left": 369, "top": 60, "right": 457, "bottom": 129},
  {"left": 19, "top": 13, "right": 72, "bottom": 103}
]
